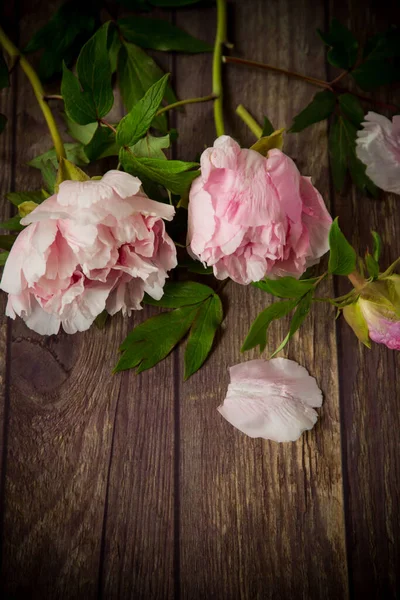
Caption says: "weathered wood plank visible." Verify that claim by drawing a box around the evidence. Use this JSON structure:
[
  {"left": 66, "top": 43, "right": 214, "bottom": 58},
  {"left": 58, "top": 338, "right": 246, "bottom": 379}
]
[
  {"left": 175, "top": 1, "right": 348, "bottom": 598},
  {"left": 329, "top": 1, "right": 400, "bottom": 597},
  {"left": 0, "top": 2, "right": 127, "bottom": 597}
]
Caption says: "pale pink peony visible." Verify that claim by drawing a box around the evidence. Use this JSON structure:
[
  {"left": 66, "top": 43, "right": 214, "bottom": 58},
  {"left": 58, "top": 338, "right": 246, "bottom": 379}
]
[
  {"left": 356, "top": 111, "right": 400, "bottom": 195},
  {"left": 187, "top": 135, "right": 332, "bottom": 285},
  {"left": 218, "top": 358, "right": 323, "bottom": 442},
  {"left": 359, "top": 298, "right": 400, "bottom": 350},
  {"left": 0, "top": 171, "right": 177, "bottom": 335}
]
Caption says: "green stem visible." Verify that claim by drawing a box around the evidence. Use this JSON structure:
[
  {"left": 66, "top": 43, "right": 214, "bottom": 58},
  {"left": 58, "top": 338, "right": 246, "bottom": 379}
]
[
  {"left": 212, "top": 0, "right": 227, "bottom": 137},
  {"left": 0, "top": 26, "right": 66, "bottom": 160},
  {"left": 236, "top": 104, "right": 262, "bottom": 138},
  {"left": 156, "top": 93, "right": 217, "bottom": 117}
]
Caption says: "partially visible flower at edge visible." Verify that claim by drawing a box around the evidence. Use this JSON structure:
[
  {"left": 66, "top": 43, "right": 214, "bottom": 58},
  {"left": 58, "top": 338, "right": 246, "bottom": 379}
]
[
  {"left": 343, "top": 273, "right": 400, "bottom": 351},
  {"left": 0, "top": 170, "right": 177, "bottom": 336},
  {"left": 217, "top": 358, "right": 323, "bottom": 442},
  {"left": 187, "top": 135, "right": 332, "bottom": 285},
  {"left": 356, "top": 111, "right": 400, "bottom": 195}
]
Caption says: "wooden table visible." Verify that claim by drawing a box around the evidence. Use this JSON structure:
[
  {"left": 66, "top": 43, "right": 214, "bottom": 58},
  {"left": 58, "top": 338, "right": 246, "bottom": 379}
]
[{"left": 0, "top": 0, "right": 399, "bottom": 598}]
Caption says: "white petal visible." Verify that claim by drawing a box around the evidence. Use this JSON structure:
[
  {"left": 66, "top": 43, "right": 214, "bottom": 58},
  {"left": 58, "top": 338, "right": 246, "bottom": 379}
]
[
  {"left": 101, "top": 170, "right": 142, "bottom": 198},
  {"left": 218, "top": 358, "right": 323, "bottom": 442}
]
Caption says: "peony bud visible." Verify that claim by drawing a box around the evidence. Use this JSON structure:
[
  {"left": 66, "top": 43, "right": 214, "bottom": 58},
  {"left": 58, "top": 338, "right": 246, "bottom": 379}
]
[{"left": 343, "top": 275, "right": 400, "bottom": 350}]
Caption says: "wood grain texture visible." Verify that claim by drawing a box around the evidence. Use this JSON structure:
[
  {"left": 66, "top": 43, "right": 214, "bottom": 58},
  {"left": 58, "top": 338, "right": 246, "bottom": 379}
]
[
  {"left": 0, "top": 2, "right": 127, "bottom": 598},
  {"left": 175, "top": 1, "right": 348, "bottom": 598},
  {"left": 328, "top": 1, "right": 400, "bottom": 597}
]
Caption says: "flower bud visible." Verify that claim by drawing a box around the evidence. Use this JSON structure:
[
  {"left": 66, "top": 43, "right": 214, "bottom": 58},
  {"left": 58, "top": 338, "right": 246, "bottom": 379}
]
[{"left": 344, "top": 275, "right": 400, "bottom": 350}]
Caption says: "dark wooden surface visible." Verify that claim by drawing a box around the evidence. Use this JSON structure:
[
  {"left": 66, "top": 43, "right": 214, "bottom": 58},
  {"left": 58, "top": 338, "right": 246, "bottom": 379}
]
[{"left": 0, "top": 0, "right": 399, "bottom": 598}]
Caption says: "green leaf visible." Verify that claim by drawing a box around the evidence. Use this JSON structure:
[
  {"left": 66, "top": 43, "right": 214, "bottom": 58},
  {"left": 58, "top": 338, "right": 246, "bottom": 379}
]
[
  {"left": 131, "top": 134, "right": 170, "bottom": 159},
  {"left": 29, "top": 142, "right": 89, "bottom": 170},
  {"left": 336, "top": 117, "right": 378, "bottom": 195},
  {"left": 365, "top": 253, "right": 379, "bottom": 279},
  {"left": 6, "top": 189, "right": 49, "bottom": 207},
  {"left": 371, "top": 231, "right": 382, "bottom": 263},
  {"left": 117, "top": 74, "right": 169, "bottom": 147},
  {"left": 0, "top": 215, "right": 24, "bottom": 232},
  {"left": 250, "top": 128, "right": 284, "bottom": 156},
  {"left": 329, "top": 115, "right": 348, "bottom": 192},
  {"left": 108, "top": 26, "right": 122, "bottom": 74},
  {"left": 24, "top": 0, "right": 98, "bottom": 80},
  {"left": 117, "top": 41, "right": 177, "bottom": 133},
  {"left": 118, "top": 16, "right": 212, "bottom": 53},
  {"left": 76, "top": 23, "right": 114, "bottom": 120},
  {"left": 144, "top": 281, "right": 213, "bottom": 308},
  {"left": 184, "top": 294, "right": 223, "bottom": 379},
  {"left": 0, "top": 114, "right": 7, "bottom": 134},
  {"left": 328, "top": 217, "right": 357, "bottom": 275},
  {"left": 317, "top": 18, "right": 358, "bottom": 69},
  {"left": 55, "top": 157, "right": 89, "bottom": 191},
  {"left": 61, "top": 63, "right": 98, "bottom": 125},
  {"left": 352, "top": 60, "right": 400, "bottom": 91},
  {"left": 115, "top": 304, "right": 199, "bottom": 373},
  {"left": 241, "top": 299, "right": 297, "bottom": 353},
  {"left": 0, "top": 251, "right": 9, "bottom": 267},
  {"left": 289, "top": 90, "right": 336, "bottom": 133},
  {"left": 18, "top": 201, "right": 39, "bottom": 218},
  {"left": 338, "top": 93, "right": 364, "bottom": 126},
  {"left": 271, "top": 291, "right": 313, "bottom": 357},
  {"left": 120, "top": 149, "right": 199, "bottom": 195},
  {"left": 65, "top": 116, "right": 97, "bottom": 145},
  {"left": 84, "top": 125, "right": 117, "bottom": 161},
  {"left": 261, "top": 116, "right": 274, "bottom": 137},
  {"left": 253, "top": 276, "right": 319, "bottom": 298},
  {"left": 0, "top": 234, "right": 17, "bottom": 251},
  {"left": 0, "top": 52, "right": 9, "bottom": 89},
  {"left": 178, "top": 257, "right": 213, "bottom": 275},
  {"left": 33, "top": 159, "right": 57, "bottom": 194},
  {"left": 149, "top": 0, "right": 201, "bottom": 5},
  {"left": 94, "top": 310, "right": 109, "bottom": 329}
]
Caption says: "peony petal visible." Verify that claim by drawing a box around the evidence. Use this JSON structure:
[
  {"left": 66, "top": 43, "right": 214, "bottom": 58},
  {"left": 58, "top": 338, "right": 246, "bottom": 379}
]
[
  {"left": 101, "top": 169, "right": 142, "bottom": 198},
  {"left": 218, "top": 358, "right": 323, "bottom": 442}
]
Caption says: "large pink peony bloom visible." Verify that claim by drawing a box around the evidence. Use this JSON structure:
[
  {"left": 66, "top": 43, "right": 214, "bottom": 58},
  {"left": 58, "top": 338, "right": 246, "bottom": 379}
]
[
  {"left": 188, "top": 135, "right": 332, "bottom": 285},
  {"left": 0, "top": 171, "right": 177, "bottom": 335},
  {"left": 356, "top": 112, "right": 400, "bottom": 195},
  {"left": 218, "top": 358, "right": 323, "bottom": 442}
]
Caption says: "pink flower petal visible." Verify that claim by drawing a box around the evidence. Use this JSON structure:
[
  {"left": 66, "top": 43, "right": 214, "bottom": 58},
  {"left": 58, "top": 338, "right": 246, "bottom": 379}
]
[{"left": 218, "top": 358, "right": 323, "bottom": 442}]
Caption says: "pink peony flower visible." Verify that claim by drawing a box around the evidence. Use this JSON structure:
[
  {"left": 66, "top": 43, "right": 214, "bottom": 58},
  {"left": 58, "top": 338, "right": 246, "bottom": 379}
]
[
  {"left": 356, "top": 111, "right": 400, "bottom": 195},
  {"left": 218, "top": 358, "right": 323, "bottom": 442},
  {"left": 343, "top": 275, "right": 400, "bottom": 351},
  {"left": 187, "top": 135, "right": 332, "bottom": 285},
  {"left": 0, "top": 171, "right": 177, "bottom": 335}
]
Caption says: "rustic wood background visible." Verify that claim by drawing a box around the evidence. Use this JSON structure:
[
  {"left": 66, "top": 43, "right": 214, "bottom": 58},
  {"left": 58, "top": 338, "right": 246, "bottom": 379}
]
[{"left": 0, "top": 0, "right": 399, "bottom": 598}]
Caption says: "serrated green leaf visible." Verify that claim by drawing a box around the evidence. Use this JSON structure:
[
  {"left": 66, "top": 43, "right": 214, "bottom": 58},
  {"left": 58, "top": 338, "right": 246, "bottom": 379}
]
[
  {"left": 328, "top": 217, "right": 357, "bottom": 275},
  {"left": 61, "top": 63, "right": 98, "bottom": 125},
  {"left": 131, "top": 134, "right": 170, "bottom": 159},
  {"left": 76, "top": 23, "right": 114, "bottom": 120},
  {"left": 0, "top": 215, "right": 23, "bottom": 232},
  {"left": 117, "top": 41, "right": 177, "bottom": 133},
  {"left": 6, "top": 189, "right": 49, "bottom": 207},
  {"left": 0, "top": 234, "right": 17, "bottom": 251},
  {"left": 261, "top": 116, "right": 274, "bottom": 137},
  {"left": 338, "top": 93, "right": 364, "bottom": 126},
  {"left": 241, "top": 299, "right": 297, "bottom": 353},
  {"left": 250, "top": 128, "right": 284, "bottom": 156},
  {"left": 365, "top": 253, "right": 379, "bottom": 279},
  {"left": 0, "top": 251, "right": 9, "bottom": 266},
  {"left": 317, "top": 18, "right": 358, "bottom": 69},
  {"left": 289, "top": 90, "right": 336, "bottom": 133},
  {"left": 270, "top": 291, "right": 313, "bottom": 357},
  {"left": 120, "top": 149, "right": 199, "bottom": 195},
  {"left": 24, "top": 0, "right": 97, "bottom": 80},
  {"left": 329, "top": 115, "right": 348, "bottom": 192},
  {"left": 117, "top": 74, "right": 169, "bottom": 147},
  {"left": 0, "top": 114, "right": 7, "bottom": 134},
  {"left": 0, "top": 52, "right": 9, "bottom": 89},
  {"left": 115, "top": 304, "right": 200, "bottom": 373},
  {"left": 84, "top": 124, "right": 117, "bottom": 162},
  {"left": 143, "top": 281, "right": 213, "bottom": 308},
  {"left": 184, "top": 294, "right": 223, "bottom": 379},
  {"left": 253, "top": 276, "right": 319, "bottom": 298},
  {"left": 29, "top": 142, "right": 89, "bottom": 170},
  {"left": 55, "top": 157, "right": 89, "bottom": 191},
  {"left": 118, "top": 16, "right": 212, "bottom": 53},
  {"left": 371, "top": 231, "right": 382, "bottom": 262}
]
